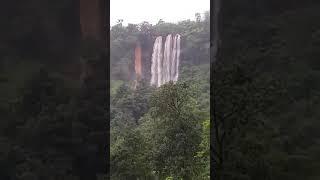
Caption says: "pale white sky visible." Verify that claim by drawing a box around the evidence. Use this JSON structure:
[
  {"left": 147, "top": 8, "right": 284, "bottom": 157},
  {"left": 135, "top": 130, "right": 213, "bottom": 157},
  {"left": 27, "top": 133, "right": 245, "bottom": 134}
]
[{"left": 110, "top": 0, "right": 210, "bottom": 26}]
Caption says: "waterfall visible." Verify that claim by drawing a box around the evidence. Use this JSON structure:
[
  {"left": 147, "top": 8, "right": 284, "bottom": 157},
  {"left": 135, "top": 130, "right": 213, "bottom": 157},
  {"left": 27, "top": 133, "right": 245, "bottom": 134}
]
[
  {"left": 150, "top": 34, "right": 181, "bottom": 87},
  {"left": 150, "top": 36, "right": 163, "bottom": 86},
  {"left": 173, "top": 34, "right": 181, "bottom": 82},
  {"left": 163, "top": 34, "right": 172, "bottom": 83},
  {"left": 171, "top": 35, "right": 177, "bottom": 81}
]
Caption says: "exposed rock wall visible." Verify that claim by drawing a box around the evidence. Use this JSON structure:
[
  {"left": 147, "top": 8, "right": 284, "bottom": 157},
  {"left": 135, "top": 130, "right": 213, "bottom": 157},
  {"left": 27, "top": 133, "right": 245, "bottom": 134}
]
[
  {"left": 138, "top": 33, "right": 153, "bottom": 82},
  {"left": 135, "top": 42, "right": 142, "bottom": 80}
]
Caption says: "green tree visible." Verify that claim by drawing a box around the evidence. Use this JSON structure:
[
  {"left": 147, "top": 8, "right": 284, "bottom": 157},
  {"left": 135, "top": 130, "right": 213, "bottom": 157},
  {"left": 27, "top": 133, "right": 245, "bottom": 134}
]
[
  {"left": 110, "top": 128, "right": 151, "bottom": 179},
  {"left": 195, "top": 119, "right": 210, "bottom": 179},
  {"left": 195, "top": 13, "right": 201, "bottom": 23},
  {"left": 147, "top": 82, "right": 202, "bottom": 179}
]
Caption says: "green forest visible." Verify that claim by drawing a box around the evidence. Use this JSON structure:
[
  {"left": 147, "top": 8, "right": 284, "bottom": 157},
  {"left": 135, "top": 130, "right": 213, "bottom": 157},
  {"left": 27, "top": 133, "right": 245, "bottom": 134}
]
[
  {"left": 1, "top": 0, "right": 320, "bottom": 180},
  {"left": 110, "top": 12, "right": 210, "bottom": 179}
]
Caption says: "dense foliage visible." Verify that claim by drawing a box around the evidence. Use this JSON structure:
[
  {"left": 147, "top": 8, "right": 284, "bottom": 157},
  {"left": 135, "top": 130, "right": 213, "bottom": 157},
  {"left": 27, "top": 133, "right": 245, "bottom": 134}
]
[{"left": 110, "top": 12, "right": 210, "bottom": 179}]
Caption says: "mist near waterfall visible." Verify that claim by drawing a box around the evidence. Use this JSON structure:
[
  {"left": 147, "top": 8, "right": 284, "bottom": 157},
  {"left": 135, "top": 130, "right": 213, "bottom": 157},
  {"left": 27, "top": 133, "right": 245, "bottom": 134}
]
[{"left": 150, "top": 34, "right": 181, "bottom": 87}]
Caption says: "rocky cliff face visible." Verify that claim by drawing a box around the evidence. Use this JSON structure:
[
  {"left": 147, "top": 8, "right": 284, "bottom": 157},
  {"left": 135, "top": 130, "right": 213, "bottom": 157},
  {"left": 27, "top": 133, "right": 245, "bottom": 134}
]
[
  {"left": 135, "top": 42, "right": 142, "bottom": 81},
  {"left": 135, "top": 33, "right": 153, "bottom": 83}
]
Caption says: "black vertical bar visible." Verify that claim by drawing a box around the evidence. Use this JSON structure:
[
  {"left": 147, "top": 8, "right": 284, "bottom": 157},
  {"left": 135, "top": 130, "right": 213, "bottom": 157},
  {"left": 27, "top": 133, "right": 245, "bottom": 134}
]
[{"left": 103, "top": 0, "right": 111, "bottom": 178}]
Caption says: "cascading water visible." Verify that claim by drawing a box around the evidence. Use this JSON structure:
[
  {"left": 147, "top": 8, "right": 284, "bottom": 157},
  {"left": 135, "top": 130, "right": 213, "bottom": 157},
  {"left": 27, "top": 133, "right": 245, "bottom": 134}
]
[
  {"left": 171, "top": 35, "right": 177, "bottom": 81},
  {"left": 150, "top": 36, "right": 163, "bottom": 86},
  {"left": 174, "top": 34, "right": 181, "bottom": 82},
  {"left": 150, "top": 34, "right": 181, "bottom": 87},
  {"left": 163, "top": 34, "right": 172, "bottom": 83}
]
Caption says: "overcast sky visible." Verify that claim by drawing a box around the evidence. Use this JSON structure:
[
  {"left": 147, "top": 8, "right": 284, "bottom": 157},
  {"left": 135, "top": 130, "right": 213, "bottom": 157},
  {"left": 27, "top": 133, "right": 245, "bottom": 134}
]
[{"left": 110, "top": 0, "right": 210, "bottom": 26}]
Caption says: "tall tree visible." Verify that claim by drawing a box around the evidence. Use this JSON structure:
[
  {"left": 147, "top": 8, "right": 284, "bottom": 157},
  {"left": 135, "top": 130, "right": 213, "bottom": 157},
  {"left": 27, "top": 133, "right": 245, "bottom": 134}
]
[{"left": 147, "top": 82, "right": 202, "bottom": 179}]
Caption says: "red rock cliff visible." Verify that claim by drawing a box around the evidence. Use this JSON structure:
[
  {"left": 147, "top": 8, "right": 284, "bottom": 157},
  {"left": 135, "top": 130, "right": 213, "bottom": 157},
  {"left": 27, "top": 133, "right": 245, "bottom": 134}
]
[{"left": 135, "top": 42, "right": 142, "bottom": 80}]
